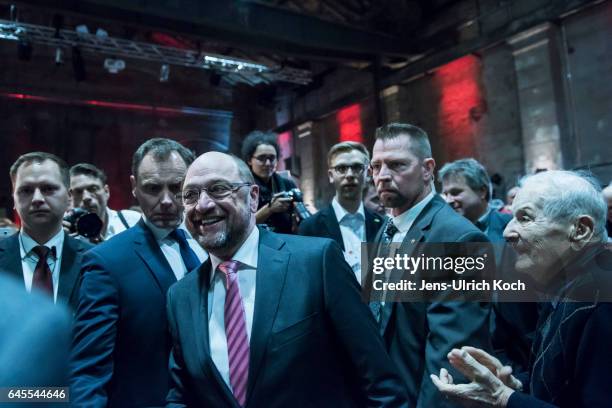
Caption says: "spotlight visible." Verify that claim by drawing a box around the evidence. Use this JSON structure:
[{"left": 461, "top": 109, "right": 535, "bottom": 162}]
[
  {"left": 55, "top": 47, "right": 64, "bottom": 65},
  {"left": 72, "top": 46, "right": 86, "bottom": 81},
  {"left": 159, "top": 64, "right": 170, "bottom": 82},
  {"left": 103, "top": 58, "right": 125, "bottom": 74}
]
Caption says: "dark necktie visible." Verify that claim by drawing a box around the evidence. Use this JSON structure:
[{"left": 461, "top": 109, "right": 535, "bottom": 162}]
[
  {"left": 370, "top": 221, "right": 399, "bottom": 321},
  {"left": 32, "top": 245, "right": 53, "bottom": 297},
  {"left": 218, "top": 260, "right": 249, "bottom": 406},
  {"left": 169, "top": 229, "right": 201, "bottom": 272}
]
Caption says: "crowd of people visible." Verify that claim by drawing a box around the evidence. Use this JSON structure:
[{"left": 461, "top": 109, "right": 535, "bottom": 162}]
[{"left": 1, "top": 122, "right": 611, "bottom": 408}]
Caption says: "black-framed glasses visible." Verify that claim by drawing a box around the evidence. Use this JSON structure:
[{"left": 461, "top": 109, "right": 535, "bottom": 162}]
[
  {"left": 331, "top": 164, "right": 366, "bottom": 175},
  {"left": 253, "top": 154, "right": 277, "bottom": 164},
  {"left": 178, "top": 182, "right": 252, "bottom": 204}
]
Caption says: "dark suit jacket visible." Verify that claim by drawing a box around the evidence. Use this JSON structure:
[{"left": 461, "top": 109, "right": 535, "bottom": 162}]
[
  {"left": 374, "top": 195, "right": 492, "bottom": 408},
  {"left": 297, "top": 203, "right": 384, "bottom": 249},
  {"left": 507, "top": 246, "right": 612, "bottom": 408},
  {"left": 70, "top": 220, "right": 181, "bottom": 407},
  {"left": 0, "top": 232, "right": 92, "bottom": 310},
  {"left": 166, "top": 228, "right": 409, "bottom": 408},
  {"left": 0, "top": 273, "right": 72, "bottom": 388},
  {"left": 485, "top": 210, "right": 538, "bottom": 373}
]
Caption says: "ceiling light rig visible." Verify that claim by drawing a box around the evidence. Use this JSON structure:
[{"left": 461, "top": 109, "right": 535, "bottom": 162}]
[{"left": 0, "top": 19, "right": 311, "bottom": 85}]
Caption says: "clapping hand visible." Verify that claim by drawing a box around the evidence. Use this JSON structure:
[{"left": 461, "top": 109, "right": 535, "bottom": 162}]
[{"left": 430, "top": 347, "right": 520, "bottom": 407}]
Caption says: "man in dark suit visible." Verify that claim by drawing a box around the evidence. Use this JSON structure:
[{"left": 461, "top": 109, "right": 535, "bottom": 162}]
[
  {"left": 0, "top": 152, "right": 91, "bottom": 310},
  {"left": 70, "top": 139, "right": 207, "bottom": 407},
  {"left": 439, "top": 158, "right": 538, "bottom": 372},
  {"left": 298, "top": 141, "right": 384, "bottom": 283},
  {"left": 166, "top": 151, "right": 408, "bottom": 407},
  {"left": 368, "top": 123, "right": 492, "bottom": 408},
  {"left": 432, "top": 170, "right": 612, "bottom": 408}
]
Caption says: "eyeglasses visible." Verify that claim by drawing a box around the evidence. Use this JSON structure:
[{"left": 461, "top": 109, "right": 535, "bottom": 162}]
[
  {"left": 178, "top": 182, "right": 252, "bottom": 204},
  {"left": 253, "top": 155, "right": 277, "bottom": 164},
  {"left": 330, "top": 164, "right": 366, "bottom": 175}
]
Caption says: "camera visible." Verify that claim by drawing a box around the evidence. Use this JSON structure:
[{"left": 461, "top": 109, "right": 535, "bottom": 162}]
[
  {"left": 280, "top": 188, "right": 311, "bottom": 221},
  {"left": 64, "top": 208, "right": 103, "bottom": 238}
]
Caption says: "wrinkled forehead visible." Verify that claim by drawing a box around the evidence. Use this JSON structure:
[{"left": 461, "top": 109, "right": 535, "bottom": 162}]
[
  {"left": 184, "top": 156, "right": 240, "bottom": 187},
  {"left": 71, "top": 173, "right": 104, "bottom": 188},
  {"left": 372, "top": 136, "right": 418, "bottom": 161},
  {"left": 512, "top": 183, "right": 547, "bottom": 211}
]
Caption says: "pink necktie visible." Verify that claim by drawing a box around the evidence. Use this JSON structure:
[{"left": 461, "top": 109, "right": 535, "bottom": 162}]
[{"left": 218, "top": 260, "right": 249, "bottom": 406}]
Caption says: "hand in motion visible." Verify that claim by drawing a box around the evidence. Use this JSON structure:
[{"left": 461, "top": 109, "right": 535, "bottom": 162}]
[
  {"left": 268, "top": 192, "right": 293, "bottom": 213},
  {"left": 430, "top": 347, "right": 519, "bottom": 408}
]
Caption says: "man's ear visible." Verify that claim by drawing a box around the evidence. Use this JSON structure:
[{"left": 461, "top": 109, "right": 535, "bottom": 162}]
[
  {"left": 570, "top": 215, "right": 595, "bottom": 249},
  {"left": 328, "top": 169, "right": 334, "bottom": 184},
  {"left": 422, "top": 158, "right": 436, "bottom": 183},
  {"left": 249, "top": 184, "right": 260, "bottom": 213},
  {"left": 130, "top": 175, "right": 137, "bottom": 198}
]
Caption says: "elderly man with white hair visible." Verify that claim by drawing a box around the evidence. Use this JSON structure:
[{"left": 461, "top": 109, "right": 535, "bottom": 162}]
[{"left": 431, "top": 170, "right": 612, "bottom": 408}]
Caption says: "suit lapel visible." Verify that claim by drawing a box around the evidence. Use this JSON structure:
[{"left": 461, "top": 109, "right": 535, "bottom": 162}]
[
  {"left": 380, "top": 196, "right": 442, "bottom": 335},
  {"left": 364, "top": 208, "right": 383, "bottom": 242},
  {"left": 321, "top": 205, "right": 344, "bottom": 250},
  {"left": 191, "top": 260, "right": 237, "bottom": 405},
  {"left": 57, "top": 234, "right": 85, "bottom": 302},
  {"left": 0, "top": 234, "right": 24, "bottom": 282},
  {"left": 133, "top": 221, "right": 177, "bottom": 294},
  {"left": 246, "top": 229, "right": 289, "bottom": 402}
]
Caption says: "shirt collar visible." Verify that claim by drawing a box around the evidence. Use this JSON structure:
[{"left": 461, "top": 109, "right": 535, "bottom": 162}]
[
  {"left": 331, "top": 197, "right": 365, "bottom": 222},
  {"left": 20, "top": 227, "right": 64, "bottom": 260},
  {"left": 209, "top": 226, "right": 259, "bottom": 283},
  {"left": 143, "top": 216, "right": 186, "bottom": 241},
  {"left": 392, "top": 191, "right": 435, "bottom": 233},
  {"left": 477, "top": 207, "right": 491, "bottom": 225}
]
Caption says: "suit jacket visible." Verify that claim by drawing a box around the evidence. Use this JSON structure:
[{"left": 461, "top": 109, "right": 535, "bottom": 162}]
[
  {"left": 484, "top": 210, "right": 538, "bottom": 373},
  {"left": 507, "top": 246, "right": 612, "bottom": 408},
  {"left": 0, "top": 273, "right": 72, "bottom": 388},
  {"left": 297, "top": 203, "right": 384, "bottom": 249},
  {"left": 0, "top": 232, "right": 92, "bottom": 310},
  {"left": 70, "top": 220, "right": 181, "bottom": 407},
  {"left": 373, "top": 195, "right": 492, "bottom": 408},
  {"left": 166, "top": 228, "right": 409, "bottom": 408}
]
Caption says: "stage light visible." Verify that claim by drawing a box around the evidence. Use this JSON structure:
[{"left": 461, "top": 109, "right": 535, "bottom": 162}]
[
  {"left": 103, "top": 58, "right": 125, "bottom": 74},
  {"left": 159, "top": 64, "right": 170, "bottom": 82},
  {"left": 55, "top": 47, "right": 63, "bottom": 65}
]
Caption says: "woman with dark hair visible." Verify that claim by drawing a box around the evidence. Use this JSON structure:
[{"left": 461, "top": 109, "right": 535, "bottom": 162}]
[{"left": 241, "top": 131, "right": 297, "bottom": 233}]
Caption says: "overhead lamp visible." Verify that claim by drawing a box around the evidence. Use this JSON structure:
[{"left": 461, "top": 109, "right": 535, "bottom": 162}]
[
  {"left": 104, "top": 58, "right": 125, "bottom": 74},
  {"left": 159, "top": 64, "right": 170, "bottom": 82}
]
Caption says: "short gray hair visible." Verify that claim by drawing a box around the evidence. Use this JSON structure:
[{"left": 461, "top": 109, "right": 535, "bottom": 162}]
[
  {"left": 520, "top": 170, "right": 608, "bottom": 242},
  {"left": 439, "top": 158, "right": 491, "bottom": 201}
]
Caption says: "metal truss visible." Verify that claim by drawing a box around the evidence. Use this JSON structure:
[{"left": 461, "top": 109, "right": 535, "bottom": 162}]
[{"left": 0, "top": 19, "right": 312, "bottom": 85}]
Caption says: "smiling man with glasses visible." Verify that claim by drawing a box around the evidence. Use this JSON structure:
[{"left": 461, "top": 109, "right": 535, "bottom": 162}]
[
  {"left": 165, "top": 151, "right": 409, "bottom": 407},
  {"left": 298, "top": 141, "right": 384, "bottom": 283}
]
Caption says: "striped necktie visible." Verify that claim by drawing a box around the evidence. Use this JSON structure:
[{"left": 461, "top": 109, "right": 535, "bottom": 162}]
[{"left": 218, "top": 260, "right": 249, "bottom": 406}]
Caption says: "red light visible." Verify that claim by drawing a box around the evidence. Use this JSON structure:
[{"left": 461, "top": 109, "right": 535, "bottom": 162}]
[
  {"left": 337, "top": 104, "right": 363, "bottom": 143},
  {"left": 434, "top": 55, "right": 484, "bottom": 158}
]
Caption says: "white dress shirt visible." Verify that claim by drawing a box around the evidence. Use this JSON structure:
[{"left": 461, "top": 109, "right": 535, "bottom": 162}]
[
  {"left": 390, "top": 191, "right": 436, "bottom": 244},
  {"left": 143, "top": 218, "right": 208, "bottom": 280},
  {"left": 19, "top": 228, "right": 64, "bottom": 302},
  {"left": 208, "top": 227, "right": 259, "bottom": 391},
  {"left": 104, "top": 208, "right": 142, "bottom": 240},
  {"left": 331, "top": 198, "right": 366, "bottom": 283}
]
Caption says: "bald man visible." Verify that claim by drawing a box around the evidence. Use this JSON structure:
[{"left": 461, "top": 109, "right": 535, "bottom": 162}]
[{"left": 165, "top": 152, "right": 408, "bottom": 407}]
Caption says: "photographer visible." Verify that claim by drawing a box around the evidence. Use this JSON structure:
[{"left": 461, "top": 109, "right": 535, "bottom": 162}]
[
  {"left": 242, "top": 130, "right": 300, "bottom": 233},
  {"left": 66, "top": 163, "right": 141, "bottom": 243}
]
